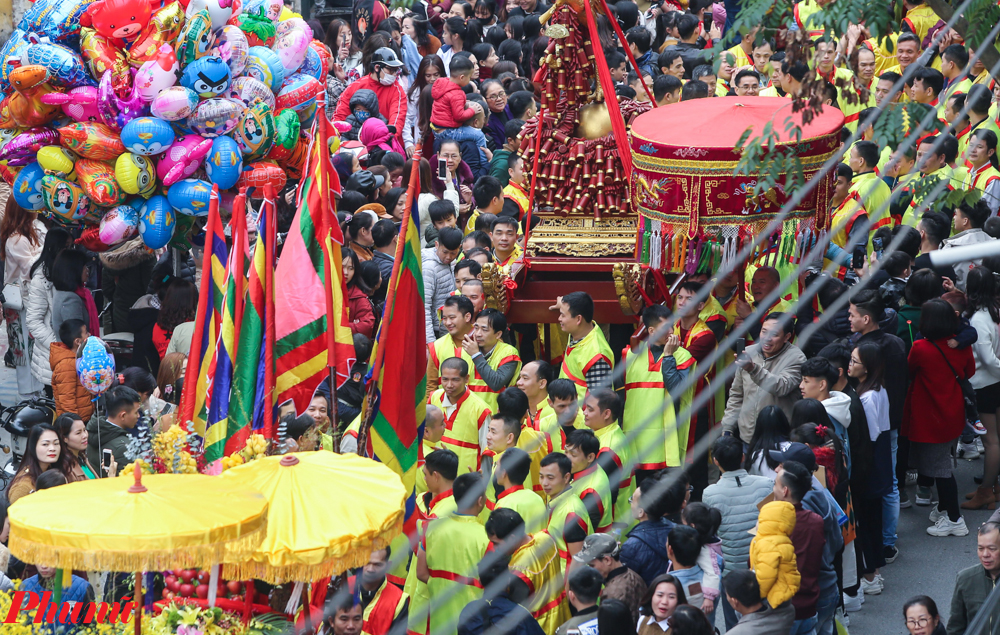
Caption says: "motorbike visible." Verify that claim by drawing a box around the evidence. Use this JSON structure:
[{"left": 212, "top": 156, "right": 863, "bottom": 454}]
[{"left": 0, "top": 398, "right": 56, "bottom": 488}]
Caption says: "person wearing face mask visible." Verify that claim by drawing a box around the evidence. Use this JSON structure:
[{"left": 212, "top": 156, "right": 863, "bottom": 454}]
[{"left": 334, "top": 48, "right": 409, "bottom": 143}]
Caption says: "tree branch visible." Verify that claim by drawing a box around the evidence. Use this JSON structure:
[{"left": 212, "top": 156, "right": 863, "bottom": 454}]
[{"left": 924, "top": 0, "right": 1000, "bottom": 70}]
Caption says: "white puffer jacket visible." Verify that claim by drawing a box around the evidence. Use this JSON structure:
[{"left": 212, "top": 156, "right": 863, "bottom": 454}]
[{"left": 24, "top": 266, "right": 55, "bottom": 386}]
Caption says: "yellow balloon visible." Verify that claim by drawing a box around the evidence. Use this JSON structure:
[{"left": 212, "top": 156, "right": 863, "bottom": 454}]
[
  {"left": 36, "top": 146, "right": 78, "bottom": 180},
  {"left": 115, "top": 152, "right": 157, "bottom": 197}
]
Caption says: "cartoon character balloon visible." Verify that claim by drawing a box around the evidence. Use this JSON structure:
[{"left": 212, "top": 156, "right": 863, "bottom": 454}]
[
  {"left": 0, "top": 32, "right": 29, "bottom": 90},
  {"left": 234, "top": 101, "right": 275, "bottom": 158},
  {"left": 12, "top": 162, "right": 46, "bottom": 210},
  {"left": 76, "top": 159, "right": 126, "bottom": 207},
  {"left": 79, "top": 0, "right": 152, "bottom": 39},
  {"left": 186, "top": 0, "right": 235, "bottom": 31},
  {"left": 99, "top": 204, "right": 139, "bottom": 244},
  {"left": 227, "top": 76, "right": 274, "bottom": 110},
  {"left": 276, "top": 74, "right": 323, "bottom": 115},
  {"left": 138, "top": 195, "right": 175, "bottom": 248},
  {"left": 76, "top": 336, "right": 116, "bottom": 395},
  {"left": 235, "top": 7, "right": 276, "bottom": 47},
  {"left": 135, "top": 45, "right": 178, "bottom": 101},
  {"left": 205, "top": 135, "right": 242, "bottom": 189},
  {"left": 128, "top": 1, "right": 185, "bottom": 67},
  {"left": 58, "top": 122, "right": 125, "bottom": 161},
  {"left": 36, "top": 146, "right": 78, "bottom": 178},
  {"left": 180, "top": 56, "right": 231, "bottom": 98},
  {"left": 121, "top": 116, "right": 175, "bottom": 155},
  {"left": 42, "top": 175, "right": 91, "bottom": 222},
  {"left": 178, "top": 9, "right": 216, "bottom": 67},
  {"left": 150, "top": 86, "right": 199, "bottom": 121},
  {"left": 213, "top": 26, "right": 249, "bottom": 77},
  {"left": 40, "top": 86, "right": 102, "bottom": 122},
  {"left": 241, "top": 0, "right": 282, "bottom": 23},
  {"left": 98, "top": 69, "right": 148, "bottom": 130},
  {"left": 157, "top": 134, "right": 212, "bottom": 185},
  {"left": 18, "top": 0, "right": 93, "bottom": 44},
  {"left": 20, "top": 34, "right": 97, "bottom": 88},
  {"left": 298, "top": 44, "right": 325, "bottom": 82},
  {"left": 167, "top": 178, "right": 213, "bottom": 215},
  {"left": 188, "top": 97, "right": 241, "bottom": 137},
  {"left": 1, "top": 65, "right": 62, "bottom": 129},
  {"left": 273, "top": 109, "right": 299, "bottom": 149},
  {"left": 115, "top": 152, "right": 156, "bottom": 196},
  {"left": 235, "top": 161, "right": 285, "bottom": 197},
  {"left": 244, "top": 46, "right": 284, "bottom": 92},
  {"left": 80, "top": 27, "right": 131, "bottom": 94}
]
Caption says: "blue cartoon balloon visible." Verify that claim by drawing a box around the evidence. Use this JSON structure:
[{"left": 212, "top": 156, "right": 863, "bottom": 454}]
[
  {"left": 18, "top": 0, "right": 93, "bottom": 45},
  {"left": 244, "top": 46, "right": 285, "bottom": 93},
  {"left": 180, "top": 55, "right": 231, "bottom": 99},
  {"left": 20, "top": 33, "right": 97, "bottom": 88},
  {"left": 167, "top": 178, "right": 213, "bottom": 216},
  {"left": 0, "top": 31, "right": 29, "bottom": 91},
  {"left": 12, "top": 163, "right": 46, "bottom": 211},
  {"left": 187, "top": 98, "right": 241, "bottom": 138},
  {"left": 205, "top": 136, "right": 243, "bottom": 190},
  {"left": 76, "top": 336, "right": 116, "bottom": 395},
  {"left": 120, "top": 116, "right": 175, "bottom": 156},
  {"left": 138, "top": 195, "right": 175, "bottom": 249},
  {"left": 298, "top": 45, "right": 323, "bottom": 81},
  {"left": 99, "top": 204, "right": 139, "bottom": 245}
]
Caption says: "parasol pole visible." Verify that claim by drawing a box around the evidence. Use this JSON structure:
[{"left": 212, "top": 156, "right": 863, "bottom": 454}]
[
  {"left": 133, "top": 570, "right": 142, "bottom": 635},
  {"left": 243, "top": 580, "right": 253, "bottom": 623},
  {"left": 53, "top": 569, "right": 62, "bottom": 608}
]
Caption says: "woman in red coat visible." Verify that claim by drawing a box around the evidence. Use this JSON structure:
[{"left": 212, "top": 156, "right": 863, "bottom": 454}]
[
  {"left": 903, "top": 298, "right": 976, "bottom": 538},
  {"left": 343, "top": 249, "right": 376, "bottom": 339}
]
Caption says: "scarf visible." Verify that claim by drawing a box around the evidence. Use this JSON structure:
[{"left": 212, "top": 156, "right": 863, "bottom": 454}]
[
  {"left": 812, "top": 444, "right": 839, "bottom": 492},
  {"left": 76, "top": 286, "right": 100, "bottom": 336}
]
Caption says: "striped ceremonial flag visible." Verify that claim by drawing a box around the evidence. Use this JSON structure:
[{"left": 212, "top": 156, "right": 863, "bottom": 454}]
[
  {"left": 273, "top": 110, "right": 354, "bottom": 415},
  {"left": 228, "top": 184, "right": 277, "bottom": 447},
  {"left": 360, "top": 156, "right": 427, "bottom": 512},
  {"left": 177, "top": 186, "right": 228, "bottom": 437},
  {"left": 204, "top": 195, "right": 250, "bottom": 463}
]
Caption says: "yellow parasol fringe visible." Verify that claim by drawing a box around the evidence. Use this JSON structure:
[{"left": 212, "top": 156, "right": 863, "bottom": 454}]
[
  {"left": 8, "top": 517, "right": 267, "bottom": 572},
  {"left": 225, "top": 517, "right": 403, "bottom": 584}
]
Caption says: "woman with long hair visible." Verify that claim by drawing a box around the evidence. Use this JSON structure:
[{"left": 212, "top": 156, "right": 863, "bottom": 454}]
[
  {"left": 49, "top": 249, "right": 98, "bottom": 346},
  {"left": 744, "top": 405, "right": 792, "bottom": 478},
  {"left": 496, "top": 39, "right": 523, "bottom": 72},
  {"left": 905, "top": 298, "right": 975, "bottom": 536},
  {"left": 403, "top": 156, "right": 460, "bottom": 230},
  {"left": 1, "top": 197, "right": 47, "bottom": 400},
  {"left": 473, "top": 0, "right": 500, "bottom": 33},
  {"left": 54, "top": 413, "right": 96, "bottom": 481},
  {"left": 154, "top": 279, "right": 197, "bottom": 359},
  {"left": 343, "top": 249, "right": 375, "bottom": 338},
  {"left": 471, "top": 42, "right": 499, "bottom": 80},
  {"left": 637, "top": 574, "right": 687, "bottom": 634},
  {"left": 383, "top": 187, "right": 407, "bottom": 222},
  {"left": 403, "top": 14, "right": 440, "bottom": 56},
  {"left": 150, "top": 352, "right": 186, "bottom": 428},
  {"left": 324, "top": 19, "right": 363, "bottom": 119},
  {"left": 963, "top": 265, "right": 1000, "bottom": 509},
  {"left": 7, "top": 424, "right": 62, "bottom": 503},
  {"left": 24, "top": 227, "right": 72, "bottom": 391},
  {"left": 404, "top": 55, "right": 446, "bottom": 157}
]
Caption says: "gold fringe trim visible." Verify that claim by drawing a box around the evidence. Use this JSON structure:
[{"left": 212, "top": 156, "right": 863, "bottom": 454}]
[
  {"left": 8, "top": 519, "right": 267, "bottom": 572},
  {"left": 225, "top": 517, "right": 403, "bottom": 584}
]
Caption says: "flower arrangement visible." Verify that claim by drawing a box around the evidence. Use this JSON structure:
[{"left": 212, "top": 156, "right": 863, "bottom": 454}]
[
  {"left": 119, "top": 424, "right": 205, "bottom": 476},
  {"left": 220, "top": 435, "right": 270, "bottom": 471}
]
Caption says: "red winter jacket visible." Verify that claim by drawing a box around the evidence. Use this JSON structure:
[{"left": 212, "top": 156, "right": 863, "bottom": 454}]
[
  {"left": 903, "top": 337, "right": 975, "bottom": 444},
  {"left": 347, "top": 285, "right": 376, "bottom": 339},
  {"left": 334, "top": 76, "right": 407, "bottom": 140},
  {"left": 430, "top": 78, "right": 476, "bottom": 128}
]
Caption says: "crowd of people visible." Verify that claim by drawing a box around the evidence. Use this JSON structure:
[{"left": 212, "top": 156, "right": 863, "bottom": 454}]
[{"left": 1, "top": 0, "right": 1000, "bottom": 631}]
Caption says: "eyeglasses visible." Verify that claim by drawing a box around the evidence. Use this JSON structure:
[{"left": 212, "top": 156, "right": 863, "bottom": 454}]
[
  {"left": 486, "top": 92, "right": 507, "bottom": 101},
  {"left": 906, "top": 617, "right": 931, "bottom": 628}
]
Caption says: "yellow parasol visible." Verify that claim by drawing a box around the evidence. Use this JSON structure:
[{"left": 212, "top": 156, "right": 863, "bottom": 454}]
[
  {"left": 221, "top": 452, "right": 406, "bottom": 584},
  {"left": 8, "top": 467, "right": 269, "bottom": 572}
]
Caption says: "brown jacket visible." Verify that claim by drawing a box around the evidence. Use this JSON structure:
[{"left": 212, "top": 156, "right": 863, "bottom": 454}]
[
  {"left": 50, "top": 342, "right": 94, "bottom": 421},
  {"left": 602, "top": 565, "right": 647, "bottom": 624}
]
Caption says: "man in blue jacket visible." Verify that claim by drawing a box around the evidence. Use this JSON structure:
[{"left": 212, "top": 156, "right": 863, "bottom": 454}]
[{"left": 620, "top": 469, "right": 689, "bottom": 585}]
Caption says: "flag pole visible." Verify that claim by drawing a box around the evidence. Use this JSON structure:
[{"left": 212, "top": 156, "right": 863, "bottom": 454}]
[
  {"left": 316, "top": 91, "right": 340, "bottom": 444},
  {"left": 177, "top": 185, "right": 220, "bottom": 431},
  {"left": 262, "top": 184, "right": 277, "bottom": 440},
  {"left": 358, "top": 149, "right": 423, "bottom": 456}
]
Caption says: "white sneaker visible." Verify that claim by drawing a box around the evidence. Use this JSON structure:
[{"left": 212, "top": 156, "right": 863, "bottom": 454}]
[
  {"left": 977, "top": 437, "right": 985, "bottom": 453},
  {"left": 838, "top": 608, "right": 850, "bottom": 628},
  {"left": 843, "top": 592, "right": 863, "bottom": 612},
  {"left": 929, "top": 504, "right": 947, "bottom": 523},
  {"left": 927, "top": 515, "right": 970, "bottom": 537},
  {"left": 861, "top": 576, "right": 883, "bottom": 595},
  {"left": 958, "top": 441, "right": 981, "bottom": 460}
]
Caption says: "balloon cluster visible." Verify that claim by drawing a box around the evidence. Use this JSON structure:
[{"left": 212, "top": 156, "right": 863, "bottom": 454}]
[{"left": 0, "top": 0, "right": 331, "bottom": 251}]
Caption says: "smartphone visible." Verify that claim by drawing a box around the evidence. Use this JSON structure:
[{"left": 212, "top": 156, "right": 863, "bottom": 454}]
[
  {"left": 872, "top": 236, "right": 884, "bottom": 260},
  {"left": 734, "top": 337, "right": 746, "bottom": 357},
  {"left": 437, "top": 157, "right": 448, "bottom": 181},
  {"left": 703, "top": 12, "right": 713, "bottom": 34},
  {"left": 852, "top": 244, "right": 866, "bottom": 270},
  {"left": 102, "top": 449, "right": 113, "bottom": 474}
]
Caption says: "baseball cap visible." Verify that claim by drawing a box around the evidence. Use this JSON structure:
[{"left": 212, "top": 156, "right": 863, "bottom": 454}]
[
  {"left": 768, "top": 442, "right": 818, "bottom": 472},
  {"left": 372, "top": 47, "right": 404, "bottom": 68},
  {"left": 345, "top": 170, "right": 386, "bottom": 197},
  {"left": 572, "top": 533, "right": 620, "bottom": 563}
]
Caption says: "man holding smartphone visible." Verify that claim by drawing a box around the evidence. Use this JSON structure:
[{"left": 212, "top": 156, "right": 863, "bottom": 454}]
[{"left": 86, "top": 385, "right": 143, "bottom": 477}]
